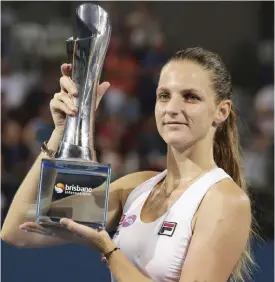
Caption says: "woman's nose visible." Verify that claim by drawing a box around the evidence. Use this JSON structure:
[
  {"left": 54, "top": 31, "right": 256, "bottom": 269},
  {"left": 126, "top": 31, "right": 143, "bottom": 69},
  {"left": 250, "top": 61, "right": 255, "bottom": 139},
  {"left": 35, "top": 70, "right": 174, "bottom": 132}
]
[{"left": 165, "top": 96, "right": 182, "bottom": 115}]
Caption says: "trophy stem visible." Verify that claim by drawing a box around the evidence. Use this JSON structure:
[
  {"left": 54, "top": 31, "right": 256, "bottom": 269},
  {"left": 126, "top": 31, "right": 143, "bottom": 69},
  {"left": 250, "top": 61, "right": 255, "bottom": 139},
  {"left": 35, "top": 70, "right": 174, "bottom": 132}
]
[{"left": 54, "top": 3, "right": 111, "bottom": 162}]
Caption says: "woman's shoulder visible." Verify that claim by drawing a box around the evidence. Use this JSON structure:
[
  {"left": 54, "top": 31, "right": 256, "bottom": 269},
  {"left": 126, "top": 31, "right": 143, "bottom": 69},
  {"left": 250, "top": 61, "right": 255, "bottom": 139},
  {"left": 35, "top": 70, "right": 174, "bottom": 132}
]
[
  {"left": 210, "top": 178, "right": 250, "bottom": 204},
  {"left": 197, "top": 178, "right": 251, "bottom": 224}
]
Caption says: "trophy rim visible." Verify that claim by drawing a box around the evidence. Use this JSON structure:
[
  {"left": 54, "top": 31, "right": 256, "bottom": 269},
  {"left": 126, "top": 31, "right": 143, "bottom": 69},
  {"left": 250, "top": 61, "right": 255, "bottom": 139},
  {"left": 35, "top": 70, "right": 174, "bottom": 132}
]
[
  {"left": 76, "top": 3, "right": 111, "bottom": 36},
  {"left": 76, "top": 3, "right": 108, "bottom": 18}
]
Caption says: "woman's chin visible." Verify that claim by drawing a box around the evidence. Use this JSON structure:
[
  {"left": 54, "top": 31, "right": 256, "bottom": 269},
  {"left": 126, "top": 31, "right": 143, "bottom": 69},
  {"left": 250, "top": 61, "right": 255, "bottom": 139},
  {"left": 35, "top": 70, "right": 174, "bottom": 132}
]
[
  {"left": 166, "top": 136, "right": 189, "bottom": 148},
  {"left": 163, "top": 132, "right": 194, "bottom": 150}
]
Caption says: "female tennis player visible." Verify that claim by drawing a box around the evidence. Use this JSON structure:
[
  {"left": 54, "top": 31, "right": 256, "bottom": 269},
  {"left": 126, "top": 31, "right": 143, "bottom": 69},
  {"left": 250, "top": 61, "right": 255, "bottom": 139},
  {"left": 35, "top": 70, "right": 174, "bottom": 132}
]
[{"left": 2, "top": 47, "right": 253, "bottom": 282}]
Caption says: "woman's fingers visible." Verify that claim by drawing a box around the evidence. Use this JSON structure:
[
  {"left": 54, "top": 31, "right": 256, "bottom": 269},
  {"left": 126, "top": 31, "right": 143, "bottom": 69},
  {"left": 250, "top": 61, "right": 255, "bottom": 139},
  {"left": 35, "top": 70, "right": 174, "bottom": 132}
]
[
  {"left": 60, "top": 218, "right": 100, "bottom": 242},
  {"left": 50, "top": 93, "right": 76, "bottom": 116},
  {"left": 59, "top": 63, "right": 110, "bottom": 112},
  {"left": 60, "top": 63, "right": 109, "bottom": 100},
  {"left": 19, "top": 222, "right": 54, "bottom": 236},
  {"left": 60, "top": 76, "right": 78, "bottom": 96},
  {"left": 96, "top": 82, "right": 110, "bottom": 109},
  {"left": 61, "top": 63, "right": 72, "bottom": 77},
  {"left": 21, "top": 227, "right": 55, "bottom": 237},
  {"left": 98, "top": 82, "right": 110, "bottom": 96},
  {"left": 55, "top": 92, "right": 78, "bottom": 112},
  {"left": 20, "top": 221, "right": 44, "bottom": 230},
  {"left": 61, "top": 218, "right": 114, "bottom": 252},
  {"left": 60, "top": 64, "right": 77, "bottom": 97}
]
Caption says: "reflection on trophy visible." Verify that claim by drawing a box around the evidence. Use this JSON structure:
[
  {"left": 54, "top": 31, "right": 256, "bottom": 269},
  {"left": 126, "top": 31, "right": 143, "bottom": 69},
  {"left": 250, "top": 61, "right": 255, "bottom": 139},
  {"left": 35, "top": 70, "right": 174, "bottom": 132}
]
[{"left": 35, "top": 3, "right": 112, "bottom": 230}]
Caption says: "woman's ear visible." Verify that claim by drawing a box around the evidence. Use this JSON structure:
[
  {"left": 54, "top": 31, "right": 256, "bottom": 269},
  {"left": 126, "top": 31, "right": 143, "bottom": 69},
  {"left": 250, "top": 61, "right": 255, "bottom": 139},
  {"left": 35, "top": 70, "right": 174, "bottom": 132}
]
[{"left": 213, "top": 100, "right": 232, "bottom": 126}]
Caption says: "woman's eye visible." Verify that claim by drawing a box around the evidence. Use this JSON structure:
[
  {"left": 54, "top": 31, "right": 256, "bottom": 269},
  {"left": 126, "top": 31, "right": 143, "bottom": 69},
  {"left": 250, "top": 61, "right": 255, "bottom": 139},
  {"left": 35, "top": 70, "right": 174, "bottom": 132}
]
[
  {"left": 185, "top": 93, "right": 200, "bottom": 102},
  {"left": 158, "top": 93, "right": 170, "bottom": 100}
]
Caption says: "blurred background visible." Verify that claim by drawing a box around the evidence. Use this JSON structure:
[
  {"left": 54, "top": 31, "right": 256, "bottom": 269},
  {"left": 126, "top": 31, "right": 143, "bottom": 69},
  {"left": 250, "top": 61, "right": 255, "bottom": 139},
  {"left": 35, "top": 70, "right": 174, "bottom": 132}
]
[{"left": 1, "top": 1, "right": 274, "bottom": 282}]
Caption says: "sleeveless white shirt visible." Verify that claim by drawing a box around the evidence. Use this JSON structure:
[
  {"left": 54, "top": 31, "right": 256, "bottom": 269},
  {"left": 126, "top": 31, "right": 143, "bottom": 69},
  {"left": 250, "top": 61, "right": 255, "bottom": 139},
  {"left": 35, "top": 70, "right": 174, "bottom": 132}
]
[{"left": 111, "top": 168, "right": 231, "bottom": 282}]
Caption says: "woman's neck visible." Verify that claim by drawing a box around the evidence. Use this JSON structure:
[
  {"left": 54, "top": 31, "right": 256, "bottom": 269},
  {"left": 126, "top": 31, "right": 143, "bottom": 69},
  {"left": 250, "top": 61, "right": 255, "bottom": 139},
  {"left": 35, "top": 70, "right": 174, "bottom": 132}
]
[{"left": 166, "top": 137, "right": 217, "bottom": 185}]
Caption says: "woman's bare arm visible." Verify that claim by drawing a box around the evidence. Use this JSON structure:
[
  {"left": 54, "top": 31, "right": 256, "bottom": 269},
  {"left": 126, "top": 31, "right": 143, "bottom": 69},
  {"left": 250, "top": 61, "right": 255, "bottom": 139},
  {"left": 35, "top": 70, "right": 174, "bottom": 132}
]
[
  {"left": 1, "top": 127, "right": 157, "bottom": 248},
  {"left": 1, "top": 129, "right": 64, "bottom": 247},
  {"left": 179, "top": 179, "right": 251, "bottom": 282}
]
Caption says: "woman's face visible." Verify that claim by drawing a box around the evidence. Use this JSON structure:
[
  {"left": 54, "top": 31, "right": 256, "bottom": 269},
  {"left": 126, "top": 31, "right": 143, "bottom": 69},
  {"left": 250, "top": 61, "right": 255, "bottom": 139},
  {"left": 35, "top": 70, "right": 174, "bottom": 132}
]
[{"left": 155, "top": 60, "right": 221, "bottom": 151}]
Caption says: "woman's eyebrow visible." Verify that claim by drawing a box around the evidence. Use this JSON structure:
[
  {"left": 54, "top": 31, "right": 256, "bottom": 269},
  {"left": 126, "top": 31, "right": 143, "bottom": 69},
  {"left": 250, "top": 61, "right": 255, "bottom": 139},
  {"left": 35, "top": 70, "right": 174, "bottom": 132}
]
[
  {"left": 180, "top": 88, "right": 200, "bottom": 95},
  {"left": 156, "top": 86, "right": 170, "bottom": 93}
]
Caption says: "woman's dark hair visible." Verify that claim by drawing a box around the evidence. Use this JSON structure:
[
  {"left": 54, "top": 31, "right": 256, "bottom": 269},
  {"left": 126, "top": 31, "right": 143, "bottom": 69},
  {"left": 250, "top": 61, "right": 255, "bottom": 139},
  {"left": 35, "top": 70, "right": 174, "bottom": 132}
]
[{"left": 168, "top": 47, "right": 255, "bottom": 281}]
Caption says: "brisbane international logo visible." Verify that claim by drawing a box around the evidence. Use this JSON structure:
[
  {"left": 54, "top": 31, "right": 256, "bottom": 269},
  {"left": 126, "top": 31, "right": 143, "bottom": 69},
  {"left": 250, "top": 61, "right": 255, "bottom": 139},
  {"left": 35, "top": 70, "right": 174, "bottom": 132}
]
[
  {"left": 54, "top": 182, "right": 93, "bottom": 196},
  {"left": 55, "top": 183, "right": 65, "bottom": 194}
]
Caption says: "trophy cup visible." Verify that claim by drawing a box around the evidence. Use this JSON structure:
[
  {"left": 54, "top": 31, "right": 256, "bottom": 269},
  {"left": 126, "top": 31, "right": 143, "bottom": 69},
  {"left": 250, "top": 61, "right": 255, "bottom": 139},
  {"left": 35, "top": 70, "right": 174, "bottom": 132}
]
[{"left": 35, "top": 3, "right": 112, "bottom": 230}]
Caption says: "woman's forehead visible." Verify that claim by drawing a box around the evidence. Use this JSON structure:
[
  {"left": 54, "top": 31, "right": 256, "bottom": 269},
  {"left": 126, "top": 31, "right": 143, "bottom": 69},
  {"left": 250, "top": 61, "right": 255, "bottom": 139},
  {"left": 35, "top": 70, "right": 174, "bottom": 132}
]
[{"left": 158, "top": 61, "right": 213, "bottom": 92}]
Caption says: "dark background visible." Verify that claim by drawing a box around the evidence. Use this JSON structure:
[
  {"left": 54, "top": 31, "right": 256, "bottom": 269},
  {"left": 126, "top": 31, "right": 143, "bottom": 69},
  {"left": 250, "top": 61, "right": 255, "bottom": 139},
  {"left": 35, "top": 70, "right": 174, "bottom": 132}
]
[{"left": 1, "top": 1, "right": 274, "bottom": 281}]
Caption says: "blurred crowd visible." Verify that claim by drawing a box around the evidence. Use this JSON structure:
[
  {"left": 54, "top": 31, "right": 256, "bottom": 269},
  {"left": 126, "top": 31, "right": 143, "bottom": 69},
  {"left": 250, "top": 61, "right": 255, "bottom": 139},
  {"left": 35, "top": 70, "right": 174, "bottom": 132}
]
[{"left": 1, "top": 2, "right": 274, "bottom": 239}]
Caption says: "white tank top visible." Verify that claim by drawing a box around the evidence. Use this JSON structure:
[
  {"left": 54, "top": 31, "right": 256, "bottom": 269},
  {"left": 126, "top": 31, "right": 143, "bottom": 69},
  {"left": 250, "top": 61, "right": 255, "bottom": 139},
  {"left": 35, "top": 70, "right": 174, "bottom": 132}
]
[{"left": 111, "top": 168, "right": 231, "bottom": 282}]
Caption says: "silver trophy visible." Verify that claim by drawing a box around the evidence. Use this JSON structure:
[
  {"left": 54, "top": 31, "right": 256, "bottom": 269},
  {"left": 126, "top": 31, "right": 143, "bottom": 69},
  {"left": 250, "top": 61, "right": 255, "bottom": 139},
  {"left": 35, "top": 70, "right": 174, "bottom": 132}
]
[{"left": 35, "top": 3, "right": 112, "bottom": 230}]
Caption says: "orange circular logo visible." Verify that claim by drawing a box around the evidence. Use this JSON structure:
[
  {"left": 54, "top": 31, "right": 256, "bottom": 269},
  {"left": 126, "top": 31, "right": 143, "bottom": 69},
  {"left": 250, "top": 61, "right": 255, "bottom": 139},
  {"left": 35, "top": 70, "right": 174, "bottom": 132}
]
[{"left": 55, "top": 183, "right": 65, "bottom": 193}]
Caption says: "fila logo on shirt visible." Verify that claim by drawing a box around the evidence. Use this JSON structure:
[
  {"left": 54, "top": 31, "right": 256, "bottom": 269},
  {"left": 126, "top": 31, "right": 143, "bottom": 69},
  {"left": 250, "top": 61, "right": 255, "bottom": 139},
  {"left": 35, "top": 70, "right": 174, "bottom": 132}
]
[{"left": 158, "top": 221, "right": 177, "bottom": 237}]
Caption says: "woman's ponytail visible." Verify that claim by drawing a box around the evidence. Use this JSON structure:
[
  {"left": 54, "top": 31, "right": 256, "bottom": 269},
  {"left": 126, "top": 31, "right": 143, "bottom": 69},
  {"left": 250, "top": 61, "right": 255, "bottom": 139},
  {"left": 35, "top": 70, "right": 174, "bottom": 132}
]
[{"left": 213, "top": 108, "right": 245, "bottom": 190}]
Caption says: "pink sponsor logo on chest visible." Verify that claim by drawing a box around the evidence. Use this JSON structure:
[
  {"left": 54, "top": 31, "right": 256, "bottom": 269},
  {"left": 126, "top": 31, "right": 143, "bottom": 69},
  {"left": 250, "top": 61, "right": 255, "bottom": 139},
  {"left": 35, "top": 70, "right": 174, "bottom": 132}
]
[{"left": 121, "top": 215, "right": 137, "bottom": 227}]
